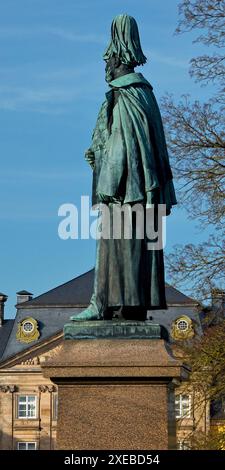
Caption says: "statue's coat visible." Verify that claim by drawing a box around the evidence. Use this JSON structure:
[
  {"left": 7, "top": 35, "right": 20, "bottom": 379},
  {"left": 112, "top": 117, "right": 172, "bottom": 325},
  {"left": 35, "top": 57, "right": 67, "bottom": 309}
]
[
  {"left": 85, "top": 73, "right": 177, "bottom": 311},
  {"left": 90, "top": 73, "right": 177, "bottom": 214}
]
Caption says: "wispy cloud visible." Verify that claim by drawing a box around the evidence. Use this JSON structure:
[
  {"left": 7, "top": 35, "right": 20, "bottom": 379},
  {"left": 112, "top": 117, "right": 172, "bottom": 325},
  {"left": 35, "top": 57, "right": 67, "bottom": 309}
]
[
  {"left": 39, "top": 66, "right": 91, "bottom": 81},
  {"left": 1, "top": 169, "right": 89, "bottom": 181},
  {"left": 0, "top": 84, "right": 93, "bottom": 113},
  {"left": 45, "top": 27, "right": 106, "bottom": 44},
  {"left": 0, "top": 26, "right": 106, "bottom": 44},
  {"left": 146, "top": 49, "right": 189, "bottom": 69},
  {"left": 0, "top": 53, "right": 103, "bottom": 113},
  {"left": 0, "top": 211, "right": 57, "bottom": 221}
]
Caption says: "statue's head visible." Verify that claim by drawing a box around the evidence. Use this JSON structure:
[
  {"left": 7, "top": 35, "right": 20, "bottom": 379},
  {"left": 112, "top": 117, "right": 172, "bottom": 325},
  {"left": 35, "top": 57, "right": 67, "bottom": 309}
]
[{"left": 104, "top": 14, "right": 147, "bottom": 82}]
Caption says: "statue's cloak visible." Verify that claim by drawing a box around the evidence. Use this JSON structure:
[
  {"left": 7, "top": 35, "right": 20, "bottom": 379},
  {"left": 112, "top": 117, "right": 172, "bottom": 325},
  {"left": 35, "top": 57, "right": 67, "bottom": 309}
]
[
  {"left": 90, "top": 72, "right": 177, "bottom": 214},
  {"left": 88, "top": 73, "right": 176, "bottom": 310}
]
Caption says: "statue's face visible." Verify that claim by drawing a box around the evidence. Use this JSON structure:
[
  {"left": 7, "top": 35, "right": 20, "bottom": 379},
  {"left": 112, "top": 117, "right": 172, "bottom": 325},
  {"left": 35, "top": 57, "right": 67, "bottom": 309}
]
[{"left": 105, "top": 57, "right": 117, "bottom": 83}]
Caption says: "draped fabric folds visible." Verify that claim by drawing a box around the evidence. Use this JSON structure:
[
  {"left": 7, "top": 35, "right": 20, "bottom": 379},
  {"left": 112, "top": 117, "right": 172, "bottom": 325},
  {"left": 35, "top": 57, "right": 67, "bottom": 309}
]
[
  {"left": 91, "top": 73, "right": 177, "bottom": 214},
  {"left": 103, "top": 14, "right": 147, "bottom": 67},
  {"left": 87, "top": 72, "right": 177, "bottom": 312}
]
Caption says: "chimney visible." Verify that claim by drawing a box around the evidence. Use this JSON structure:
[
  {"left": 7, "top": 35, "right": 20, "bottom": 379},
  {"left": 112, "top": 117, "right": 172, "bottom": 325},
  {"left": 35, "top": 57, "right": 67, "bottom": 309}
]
[
  {"left": 0, "top": 293, "right": 8, "bottom": 327},
  {"left": 211, "top": 289, "right": 225, "bottom": 316},
  {"left": 16, "top": 290, "right": 33, "bottom": 304}
]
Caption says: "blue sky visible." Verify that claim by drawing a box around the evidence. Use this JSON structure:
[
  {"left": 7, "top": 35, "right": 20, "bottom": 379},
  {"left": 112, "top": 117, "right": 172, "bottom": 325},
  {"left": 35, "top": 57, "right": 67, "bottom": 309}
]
[{"left": 0, "top": 0, "right": 213, "bottom": 318}]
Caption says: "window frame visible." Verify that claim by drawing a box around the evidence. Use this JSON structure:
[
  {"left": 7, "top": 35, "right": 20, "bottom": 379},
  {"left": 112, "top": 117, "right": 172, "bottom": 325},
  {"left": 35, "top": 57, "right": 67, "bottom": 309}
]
[
  {"left": 17, "top": 442, "right": 37, "bottom": 450},
  {"left": 17, "top": 395, "right": 37, "bottom": 420},
  {"left": 52, "top": 393, "right": 58, "bottom": 421},
  {"left": 177, "top": 319, "right": 189, "bottom": 331},
  {"left": 175, "top": 394, "right": 192, "bottom": 419},
  {"left": 22, "top": 321, "right": 35, "bottom": 333},
  {"left": 177, "top": 440, "right": 190, "bottom": 450}
]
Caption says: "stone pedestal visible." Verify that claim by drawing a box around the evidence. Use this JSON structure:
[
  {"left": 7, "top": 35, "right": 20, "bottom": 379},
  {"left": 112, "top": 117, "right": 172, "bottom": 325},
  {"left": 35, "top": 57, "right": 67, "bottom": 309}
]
[{"left": 42, "top": 321, "right": 188, "bottom": 450}]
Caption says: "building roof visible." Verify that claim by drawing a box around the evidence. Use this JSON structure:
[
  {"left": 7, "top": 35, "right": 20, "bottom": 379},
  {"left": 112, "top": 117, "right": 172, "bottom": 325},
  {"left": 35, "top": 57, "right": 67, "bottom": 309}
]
[
  {"left": 0, "top": 320, "right": 14, "bottom": 358},
  {"left": 0, "top": 269, "right": 200, "bottom": 363},
  {"left": 165, "top": 283, "right": 197, "bottom": 306},
  {"left": 0, "top": 306, "right": 84, "bottom": 362},
  {"left": 18, "top": 269, "right": 197, "bottom": 308}
]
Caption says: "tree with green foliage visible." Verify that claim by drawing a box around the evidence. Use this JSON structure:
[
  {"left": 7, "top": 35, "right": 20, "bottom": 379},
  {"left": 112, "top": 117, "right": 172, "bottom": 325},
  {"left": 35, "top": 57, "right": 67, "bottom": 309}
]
[{"left": 176, "top": 318, "right": 225, "bottom": 449}]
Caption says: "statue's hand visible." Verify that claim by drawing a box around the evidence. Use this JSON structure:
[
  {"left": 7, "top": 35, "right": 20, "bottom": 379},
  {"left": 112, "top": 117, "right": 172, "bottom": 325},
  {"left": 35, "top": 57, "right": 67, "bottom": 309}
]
[
  {"left": 97, "top": 193, "right": 122, "bottom": 204},
  {"left": 97, "top": 193, "right": 110, "bottom": 203},
  {"left": 85, "top": 149, "right": 95, "bottom": 169}
]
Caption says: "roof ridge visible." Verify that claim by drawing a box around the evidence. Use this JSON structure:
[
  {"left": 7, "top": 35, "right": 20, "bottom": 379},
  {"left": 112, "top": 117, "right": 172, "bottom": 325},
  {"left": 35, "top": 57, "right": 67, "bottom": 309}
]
[
  {"left": 18, "top": 268, "right": 94, "bottom": 306},
  {"left": 0, "top": 320, "right": 15, "bottom": 360},
  {"left": 16, "top": 269, "right": 198, "bottom": 308},
  {"left": 0, "top": 329, "right": 63, "bottom": 367},
  {"left": 165, "top": 283, "right": 197, "bottom": 303}
]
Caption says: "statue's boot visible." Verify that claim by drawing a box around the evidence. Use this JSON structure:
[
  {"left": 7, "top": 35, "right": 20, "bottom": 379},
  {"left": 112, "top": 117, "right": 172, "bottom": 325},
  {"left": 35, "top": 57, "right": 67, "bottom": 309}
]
[{"left": 70, "top": 297, "right": 103, "bottom": 321}]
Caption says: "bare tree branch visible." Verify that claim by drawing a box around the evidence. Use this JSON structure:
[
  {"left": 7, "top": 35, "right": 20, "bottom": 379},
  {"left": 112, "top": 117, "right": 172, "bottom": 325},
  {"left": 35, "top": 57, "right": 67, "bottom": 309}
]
[
  {"left": 162, "top": 94, "right": 225, "bottom": 226},
  {"left": 176, "top": 1, "right": 225, "bottom": 90}
]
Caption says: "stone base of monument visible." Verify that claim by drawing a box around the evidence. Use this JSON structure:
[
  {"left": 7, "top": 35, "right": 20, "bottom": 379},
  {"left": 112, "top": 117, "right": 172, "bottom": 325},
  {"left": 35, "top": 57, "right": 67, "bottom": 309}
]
[{"left": 42, "top": 321, "right": 188, "bottom": 450}]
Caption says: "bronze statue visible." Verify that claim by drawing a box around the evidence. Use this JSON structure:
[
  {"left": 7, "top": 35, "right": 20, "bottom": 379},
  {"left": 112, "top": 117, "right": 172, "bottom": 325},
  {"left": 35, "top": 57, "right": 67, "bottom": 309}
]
[{"left": 71, "top": 14, "right": 177, "bottom": 322}]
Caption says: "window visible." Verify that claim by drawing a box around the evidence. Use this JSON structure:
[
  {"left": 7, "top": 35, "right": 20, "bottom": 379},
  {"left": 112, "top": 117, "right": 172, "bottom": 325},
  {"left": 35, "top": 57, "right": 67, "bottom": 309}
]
[
  {"left": 211, "top": 396, "right": 225, "bottom": 418},
  {"left": 22, "top": 321, "right": 34, "bottom": 333},
  {"left": 53, "top": 394, "right": 58, "bottom": 420},
  {"left": 17, "top": 442, "right": 37, "bottom": 450},
  {"left": 18, "top": 395, "right": 37, "bottom": 419},
  {"left": 175, "top": 394, "right": 191, "bottom": 418},
  {"left": 177, "top": 319, "right": 188, "bottom": 331},
  {"left": 177, "top": 440, "right": 190, "bottom": 450}
]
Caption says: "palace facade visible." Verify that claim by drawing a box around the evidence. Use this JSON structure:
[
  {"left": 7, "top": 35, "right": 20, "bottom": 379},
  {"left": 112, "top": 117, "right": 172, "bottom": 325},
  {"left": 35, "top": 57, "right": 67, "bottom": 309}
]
[{"left": 0, "top": 270, "right": 224, "bottom": 450}]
